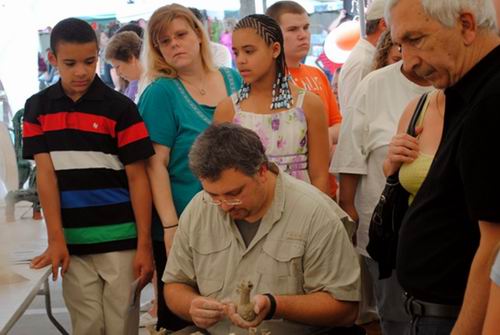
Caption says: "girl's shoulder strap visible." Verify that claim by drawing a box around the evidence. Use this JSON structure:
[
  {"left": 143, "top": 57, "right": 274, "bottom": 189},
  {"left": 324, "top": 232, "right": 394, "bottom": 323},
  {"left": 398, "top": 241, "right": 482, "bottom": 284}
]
[{"left": 295, "top": 89, "right": 306, "bottom": 108}]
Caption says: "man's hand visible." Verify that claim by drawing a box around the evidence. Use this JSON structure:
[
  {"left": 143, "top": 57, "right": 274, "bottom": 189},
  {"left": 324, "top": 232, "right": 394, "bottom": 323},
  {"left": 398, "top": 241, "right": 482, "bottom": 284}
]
[
  {"left": 225, "top": 294, "right": 271, "bottom": 329},
  {"left": 133, "top": 244, "right": 154, "bottom": 290},
  {"left": 42, "top": 239, "right": 70, "bottom": 281},
  {"left": 30, "top": 247, "right": 51, "bottom": 269},
  {"left": 189, "top": 296, "right": 225, "bottom": 329}
]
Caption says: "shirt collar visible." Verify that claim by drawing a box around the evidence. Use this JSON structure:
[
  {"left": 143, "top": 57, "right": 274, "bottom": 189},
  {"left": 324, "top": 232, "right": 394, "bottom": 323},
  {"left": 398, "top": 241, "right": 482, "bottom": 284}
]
[
  {"left": 46, "top": 75, "right": 107, "bottom": 101},
  {"left": 446, "top": 45, "right": 500, "bottom": 104}
]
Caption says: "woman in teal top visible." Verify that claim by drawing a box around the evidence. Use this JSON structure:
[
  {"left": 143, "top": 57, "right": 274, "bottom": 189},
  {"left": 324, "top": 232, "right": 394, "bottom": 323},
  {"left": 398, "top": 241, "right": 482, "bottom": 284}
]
[{"left": 138, "top": 4, "right": 241, "bottom": 331}]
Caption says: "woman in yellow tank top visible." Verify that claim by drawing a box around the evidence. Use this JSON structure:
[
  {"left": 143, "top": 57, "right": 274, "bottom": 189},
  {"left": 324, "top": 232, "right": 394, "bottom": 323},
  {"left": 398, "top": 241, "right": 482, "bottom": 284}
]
[{"left": 383, "top": 89, "right": 445, "bottom": 204}]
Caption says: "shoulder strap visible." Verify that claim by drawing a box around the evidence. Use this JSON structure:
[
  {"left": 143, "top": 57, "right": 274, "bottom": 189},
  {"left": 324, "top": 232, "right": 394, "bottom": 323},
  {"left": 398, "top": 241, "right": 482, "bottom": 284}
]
[
  {"left": 406, "top": 92, "right": 429, "bottom": 136},
  {"left": 296, "top": 90, "right": 306, "bottom": 108},
  {"left": 416, "top": 91, "right": 434, "bottom": 128}
]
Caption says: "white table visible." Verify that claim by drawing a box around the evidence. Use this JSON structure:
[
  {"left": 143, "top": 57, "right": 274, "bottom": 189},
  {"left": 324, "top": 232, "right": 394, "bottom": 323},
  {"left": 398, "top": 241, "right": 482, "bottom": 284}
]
[
  {"left": 0, "top": 265, "right": 68, "bottom": 334},
  {"left": 0, "top": 213, "right": 68, "bottom": 334}
]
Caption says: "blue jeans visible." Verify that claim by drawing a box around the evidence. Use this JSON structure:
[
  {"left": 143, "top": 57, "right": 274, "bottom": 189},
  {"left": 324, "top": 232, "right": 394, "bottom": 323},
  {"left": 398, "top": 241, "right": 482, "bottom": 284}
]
[
  {"left": 364, "top": 256, "right": 410, "bottom": 335},
  {"left": 406, "top": 316, "right": 456, "bottom": 335}
]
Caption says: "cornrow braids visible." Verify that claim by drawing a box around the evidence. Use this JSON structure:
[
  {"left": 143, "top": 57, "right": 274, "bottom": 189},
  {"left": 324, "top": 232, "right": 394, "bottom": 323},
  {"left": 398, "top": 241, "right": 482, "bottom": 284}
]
[{"left": 234, "top": 14, "right": 293, "bottom": 109}]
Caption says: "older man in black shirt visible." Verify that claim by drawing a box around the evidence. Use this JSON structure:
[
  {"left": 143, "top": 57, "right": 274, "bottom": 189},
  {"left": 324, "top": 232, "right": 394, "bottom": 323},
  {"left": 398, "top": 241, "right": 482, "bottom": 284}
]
[{"left": 386, "top": 0, "right": 500, "bottom": 334}]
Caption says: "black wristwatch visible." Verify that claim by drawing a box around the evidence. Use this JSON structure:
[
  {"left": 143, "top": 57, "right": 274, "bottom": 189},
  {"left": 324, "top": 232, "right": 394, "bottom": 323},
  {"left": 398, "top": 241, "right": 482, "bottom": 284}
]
[{"left": 263, "top": 293, "right": 277, "bottom": 320}]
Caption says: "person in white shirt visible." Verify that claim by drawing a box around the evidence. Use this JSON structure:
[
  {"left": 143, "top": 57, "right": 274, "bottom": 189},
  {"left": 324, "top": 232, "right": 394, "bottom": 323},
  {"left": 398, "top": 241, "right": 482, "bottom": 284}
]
[
  {"left": 495, "top": 0, "right": 500, "bottom": 30},
  {"left": 331, "top": 60, "right": 432, "bottom": 334},
  {"left": 209, "top": 41, "right": 232, "bottom": 68},
  {"left": 337, "top": 0, "right": 386, "bottom": 116},
  {"left": 189, "top": 7, "right": 233, "bottom": 68}
]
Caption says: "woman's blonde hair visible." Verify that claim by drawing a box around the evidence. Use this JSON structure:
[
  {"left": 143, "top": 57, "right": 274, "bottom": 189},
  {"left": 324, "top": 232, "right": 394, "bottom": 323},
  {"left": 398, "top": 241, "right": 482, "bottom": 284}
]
[
  {"left": 372, "top": 29, "right": 398, "bottom": 71},
  {"left": 142, "top": 3, "right": 214, "bottom": 82}
]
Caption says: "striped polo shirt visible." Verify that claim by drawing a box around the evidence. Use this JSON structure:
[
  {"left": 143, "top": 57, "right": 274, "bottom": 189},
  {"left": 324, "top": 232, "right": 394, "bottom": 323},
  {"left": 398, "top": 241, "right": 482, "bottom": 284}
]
[{"left": 22, "top": 76, "right": 154, "bottom": 255}]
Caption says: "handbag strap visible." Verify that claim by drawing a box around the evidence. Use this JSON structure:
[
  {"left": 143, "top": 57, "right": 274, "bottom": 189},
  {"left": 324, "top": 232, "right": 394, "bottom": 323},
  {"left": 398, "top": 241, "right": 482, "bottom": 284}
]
[
  {"left": 387, "top": 92, "right": 429, "bottom": 182},
  {"left": 406, "top": 92, "right": 429, "bottom": 137}
]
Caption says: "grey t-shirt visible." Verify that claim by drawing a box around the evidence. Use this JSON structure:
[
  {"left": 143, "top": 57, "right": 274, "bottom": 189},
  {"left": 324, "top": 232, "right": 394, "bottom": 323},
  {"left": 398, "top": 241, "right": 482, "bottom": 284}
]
[
  {"left": 491, "top": 251, "right": 500, "bottom": 285},
  {"left": 234, "top": 219, "right": 261, "bottom": 248}
]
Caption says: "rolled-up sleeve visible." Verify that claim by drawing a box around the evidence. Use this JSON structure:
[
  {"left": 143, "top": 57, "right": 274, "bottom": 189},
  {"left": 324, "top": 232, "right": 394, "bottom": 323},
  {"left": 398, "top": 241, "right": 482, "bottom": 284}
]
[{"left": 303, "top": 211, "right": 361, "bottom": 301}]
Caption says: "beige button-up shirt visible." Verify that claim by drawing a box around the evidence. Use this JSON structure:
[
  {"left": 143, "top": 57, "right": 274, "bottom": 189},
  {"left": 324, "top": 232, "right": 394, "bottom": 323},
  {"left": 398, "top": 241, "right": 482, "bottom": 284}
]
[{"left": 164, "top": 170, "right": 360, "bottom": 335}]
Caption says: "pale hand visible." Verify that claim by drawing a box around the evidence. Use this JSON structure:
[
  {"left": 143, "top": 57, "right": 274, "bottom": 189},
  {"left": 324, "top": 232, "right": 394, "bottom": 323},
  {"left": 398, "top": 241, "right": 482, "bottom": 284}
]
[
  {"left": 190, "top": 296, "right": 225, "bottom": 329},
  {"left": 386, "top": 129, "right": 421, "bottom": 176},
  {"left": 164, "top": 226, "right": 177, "bottom": 256}
]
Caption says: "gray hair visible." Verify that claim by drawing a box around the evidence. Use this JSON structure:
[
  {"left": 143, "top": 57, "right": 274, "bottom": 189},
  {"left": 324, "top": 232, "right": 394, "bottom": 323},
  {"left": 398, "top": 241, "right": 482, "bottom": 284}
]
[
  {"left": 385, "top": 0, "right": 497, "bottom": 30},
  {"left": 189, "top": 123, "right": 269, "bottom": 181}
]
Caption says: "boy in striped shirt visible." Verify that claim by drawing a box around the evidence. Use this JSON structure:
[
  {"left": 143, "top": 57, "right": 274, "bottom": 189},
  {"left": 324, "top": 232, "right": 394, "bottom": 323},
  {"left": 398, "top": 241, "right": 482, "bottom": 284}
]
[{"left": 23, "top": 18, "right": 154, "bottom": 334}]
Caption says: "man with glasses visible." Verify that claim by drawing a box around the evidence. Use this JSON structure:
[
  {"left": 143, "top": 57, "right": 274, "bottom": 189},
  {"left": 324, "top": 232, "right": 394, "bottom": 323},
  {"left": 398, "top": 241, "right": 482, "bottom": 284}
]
[{"left": 162, "top": 123, "right": 361, "bottom": 335}]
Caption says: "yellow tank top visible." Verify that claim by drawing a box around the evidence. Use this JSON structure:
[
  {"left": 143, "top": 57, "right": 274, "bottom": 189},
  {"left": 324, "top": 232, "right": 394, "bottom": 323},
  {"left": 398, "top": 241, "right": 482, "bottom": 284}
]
[{"left": 399, "top": 92, "right": 435, "bottom": 205}]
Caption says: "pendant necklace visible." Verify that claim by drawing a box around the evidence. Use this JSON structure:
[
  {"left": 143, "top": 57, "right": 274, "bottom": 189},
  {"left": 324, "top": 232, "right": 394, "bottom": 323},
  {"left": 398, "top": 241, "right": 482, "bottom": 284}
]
[{"left": 180, "top": 75, "right": 207, "bottom": 95}]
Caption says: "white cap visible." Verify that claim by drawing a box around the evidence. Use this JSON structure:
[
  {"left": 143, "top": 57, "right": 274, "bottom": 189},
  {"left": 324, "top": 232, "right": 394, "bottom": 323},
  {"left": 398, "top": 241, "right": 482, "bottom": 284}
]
[{"left": 366, "top": 0, "right": 386, "bottom": 20}]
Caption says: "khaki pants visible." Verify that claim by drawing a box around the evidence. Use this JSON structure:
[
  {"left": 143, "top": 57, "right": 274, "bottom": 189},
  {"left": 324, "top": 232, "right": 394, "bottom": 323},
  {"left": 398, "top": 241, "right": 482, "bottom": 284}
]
[{"left": 62, "top": 250, "right": 139, "bottom": 335}]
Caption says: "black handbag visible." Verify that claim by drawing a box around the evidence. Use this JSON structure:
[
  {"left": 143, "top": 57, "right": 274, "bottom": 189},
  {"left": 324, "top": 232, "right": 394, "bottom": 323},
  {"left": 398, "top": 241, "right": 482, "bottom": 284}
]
[{"left": 366, "top": 92, "right": 429, "bottom": 279}]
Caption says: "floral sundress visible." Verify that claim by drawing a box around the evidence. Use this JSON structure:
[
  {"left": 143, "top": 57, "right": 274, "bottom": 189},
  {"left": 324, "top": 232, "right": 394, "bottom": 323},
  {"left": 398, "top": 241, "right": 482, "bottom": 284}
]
[{"left": 231, "top": 90, "right": 310, "bottom": 183}]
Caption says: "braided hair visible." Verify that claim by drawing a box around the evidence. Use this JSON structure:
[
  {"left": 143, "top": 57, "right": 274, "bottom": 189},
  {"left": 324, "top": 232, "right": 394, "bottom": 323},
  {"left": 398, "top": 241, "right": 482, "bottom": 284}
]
[{"left": 234, "top": 14, "right": 293, "bottom": 109}]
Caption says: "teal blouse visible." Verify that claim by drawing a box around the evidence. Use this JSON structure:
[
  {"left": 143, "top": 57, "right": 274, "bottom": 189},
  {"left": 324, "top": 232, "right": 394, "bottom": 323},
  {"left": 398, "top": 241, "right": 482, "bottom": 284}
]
[{"left": 138, "top": 67, "right": 241, "bottom": 240}]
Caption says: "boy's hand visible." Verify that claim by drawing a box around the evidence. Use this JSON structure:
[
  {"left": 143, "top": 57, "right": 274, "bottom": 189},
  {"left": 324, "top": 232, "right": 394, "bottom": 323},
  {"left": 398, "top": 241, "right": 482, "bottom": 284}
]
[
  {"left": 30, "top": 247, "right": 51, "bottom": 269},
  {"left": 133, "top": 244, "right": 154, "bottom": 290},
  {"left": 47, "top": 239, "right": 70, "bottom": 281}
]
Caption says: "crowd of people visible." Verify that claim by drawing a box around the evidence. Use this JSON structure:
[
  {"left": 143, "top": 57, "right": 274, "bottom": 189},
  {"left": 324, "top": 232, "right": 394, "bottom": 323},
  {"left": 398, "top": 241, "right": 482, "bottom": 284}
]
[{"left": 17, "top": 0, "right": 500, "bottom": 334}]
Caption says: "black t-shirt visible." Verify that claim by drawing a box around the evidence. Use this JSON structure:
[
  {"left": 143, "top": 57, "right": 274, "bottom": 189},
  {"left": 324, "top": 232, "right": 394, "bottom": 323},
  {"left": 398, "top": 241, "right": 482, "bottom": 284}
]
[{"left": 397, "top": 45, "right": 500, "bottom": 305}]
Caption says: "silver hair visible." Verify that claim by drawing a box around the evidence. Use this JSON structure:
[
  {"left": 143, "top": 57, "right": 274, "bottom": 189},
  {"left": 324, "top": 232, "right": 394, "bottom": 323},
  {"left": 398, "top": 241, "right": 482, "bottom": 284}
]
[{"left": 385, "top": 0, "right": 497, "bottom": 30}]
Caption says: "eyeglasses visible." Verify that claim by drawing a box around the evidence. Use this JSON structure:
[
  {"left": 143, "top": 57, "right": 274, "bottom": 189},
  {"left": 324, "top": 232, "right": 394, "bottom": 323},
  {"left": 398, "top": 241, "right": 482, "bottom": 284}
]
[{"left": 202, "top": 191, "right": 243, "bottom": 206}]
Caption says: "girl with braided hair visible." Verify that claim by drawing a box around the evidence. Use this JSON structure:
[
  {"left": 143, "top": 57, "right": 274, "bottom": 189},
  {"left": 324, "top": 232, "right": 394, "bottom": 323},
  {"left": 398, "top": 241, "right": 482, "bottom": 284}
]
[{"left": 214, "top": 14, "right": 330, "bottom": 194}]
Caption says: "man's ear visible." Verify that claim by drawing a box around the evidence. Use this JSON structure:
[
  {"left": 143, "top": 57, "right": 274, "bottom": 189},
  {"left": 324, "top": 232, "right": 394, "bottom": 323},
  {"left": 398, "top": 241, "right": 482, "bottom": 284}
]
[
  {"left": 459, "top": 12, "right": 477, "bottom": 46},
  {"left": 379, "top": 18, "right": 387, "bottom": 31},
  {"left": 257, "top": 163, "right": 269, "bottom": 182},
  {"left": 48, "top": 50, "right": 58, "bottom": 67}
]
